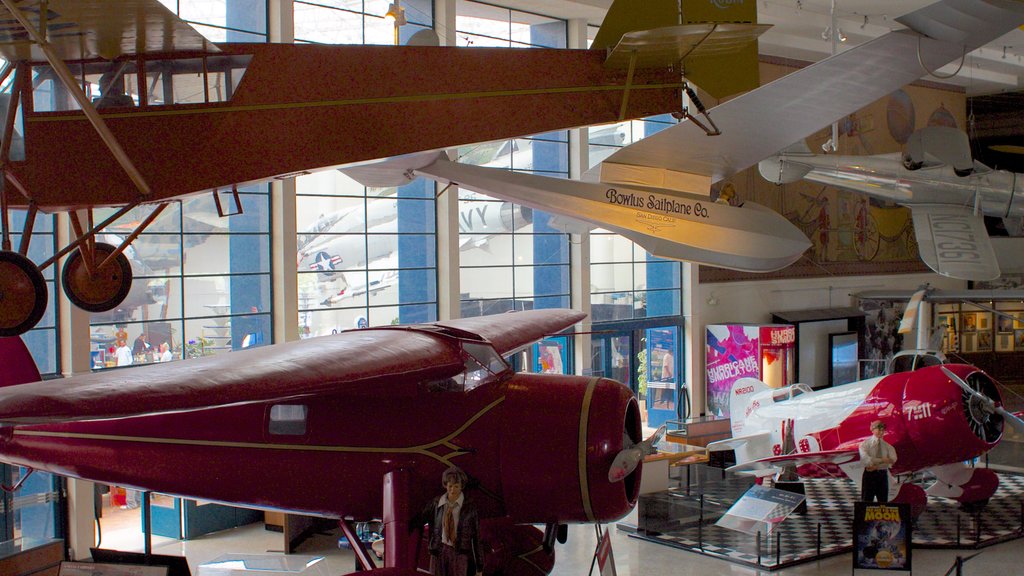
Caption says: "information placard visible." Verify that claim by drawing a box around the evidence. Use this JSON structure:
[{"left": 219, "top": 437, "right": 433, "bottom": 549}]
[{"left": 715, "top": 484, "right": 806, "bottom": 535}]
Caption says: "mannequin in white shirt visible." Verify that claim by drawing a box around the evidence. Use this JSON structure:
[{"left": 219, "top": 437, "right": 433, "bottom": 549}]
[{"left": 859, "top": 420, "right": 897, "bottom": 502}]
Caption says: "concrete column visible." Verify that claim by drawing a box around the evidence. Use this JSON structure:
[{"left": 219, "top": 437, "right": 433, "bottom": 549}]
[
  {"left": 436, "top": 177, "right": 460, "bottom": 321},
  {"left": 268, "top": 0, "right": 294, "bottom": 43},
  {"left": 434, "top": 0, "right": 456, "bottom": 46},
  {"left": 272, "top": 179, "right": 299, "bottom": 342},
  {"left": 682, "top": 263, "right": 701, "bottom": 417},
  {"left": 57, "top": 212, "right": 95, "bottom": 557},
  {"left": 567, "top": 19, "right": 591, "bottom": 376}
]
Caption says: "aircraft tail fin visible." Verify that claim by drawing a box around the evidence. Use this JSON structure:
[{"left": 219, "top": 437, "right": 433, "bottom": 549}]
[
  {"left": 0, "top": 337, "right": 42, "bottom": 388},
  {"left": 592, "top": 0, "right": 762, "bottom": 99}
]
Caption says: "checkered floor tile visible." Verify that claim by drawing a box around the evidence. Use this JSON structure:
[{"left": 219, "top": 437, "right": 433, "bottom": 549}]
[{"left": 624, "top": 469, "right": 1024, "bottom": 570}]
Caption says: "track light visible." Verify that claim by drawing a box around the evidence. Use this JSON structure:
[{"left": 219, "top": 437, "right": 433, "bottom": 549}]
[
  {"left": 822, "top": 27, "right": 847, "bottom": 43},
  {"left": 384, "top": 2, "right": 407, "bottom": 26}
]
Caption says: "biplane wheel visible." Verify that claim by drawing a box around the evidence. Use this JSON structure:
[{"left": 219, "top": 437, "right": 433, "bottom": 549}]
[
  {"left": 0, "top": 250, "right": 48, "bottom": 337},
  {"left": 61, "top": 242, "right": 133, "bottom": 313}
]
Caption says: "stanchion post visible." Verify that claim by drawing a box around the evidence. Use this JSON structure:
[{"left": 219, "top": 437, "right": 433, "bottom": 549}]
[{"left": 756, "top": 530, "right": 761, "bottom": 566}]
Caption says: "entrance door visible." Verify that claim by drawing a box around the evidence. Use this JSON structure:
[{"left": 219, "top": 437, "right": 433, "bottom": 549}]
[{"left": 591, "top": 332, "right": 634, "bottom": 390}]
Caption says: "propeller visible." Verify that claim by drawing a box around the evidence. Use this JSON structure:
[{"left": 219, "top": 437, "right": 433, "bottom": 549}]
[
  {"left": 940, "top": 366, "right": 1024, "bottom": 440},
  {"left": 608, "top": 424, "right": 666, "bottom": 483},
  {"left": 898, "top": 287, "right": 929, "bottom": 334}
]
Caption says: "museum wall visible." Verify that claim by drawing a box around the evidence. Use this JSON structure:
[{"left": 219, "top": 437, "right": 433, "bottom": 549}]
[
  {"left": 689, "top": 272, "right": 966, "bottom": 414},
  {"left": 702, "top": 57, "right": 967, "bottom": 282}
]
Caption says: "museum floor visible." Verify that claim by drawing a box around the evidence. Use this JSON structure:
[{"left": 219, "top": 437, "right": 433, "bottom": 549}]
[{"left": 98, "top": 504, "right": 1024, "bottom": 576}]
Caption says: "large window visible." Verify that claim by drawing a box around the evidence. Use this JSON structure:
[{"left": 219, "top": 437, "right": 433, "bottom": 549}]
[
  {"left": 158, "top": 0, "right": 269, "bottom": 42},
  {"left": 294, "top": 0, "right": 432, "bottom": 45},
  {"left": 455, "top": 4, "right": 569, "bottom": 318},
  {"left": 458, "top": 131, "right": 571, "bottom": 317},
  {"left": 296, "top": 173, "right": 437, "bottom": 334},
  {"left": 90, "top": 187, "right": 272, "bottom": 368},
  {"left": 456, "top": 0, "right": 566, "bottom": 48},
  {"left": 9, "top": 210, "right": 58, "bottom": 376},
  {"left": 588, "top": 115, "right": 682, "bottom": 321}
]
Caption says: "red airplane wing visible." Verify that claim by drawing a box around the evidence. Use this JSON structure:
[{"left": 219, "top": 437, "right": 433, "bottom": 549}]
[
  {"left": 0, "top": 0, "right": 217, "bottom": 62},
  {"left": 727, "top": 448, "right": 860, "bottom": 474},
  {"left": 0, "top": 309, "right": 583, "bottom": 425}
]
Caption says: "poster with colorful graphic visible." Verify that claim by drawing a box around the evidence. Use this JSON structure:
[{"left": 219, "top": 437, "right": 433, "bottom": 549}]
[
  {"left": 705, "top": 325, "right": 761, "bottom": 417},
  {"left": 853, "top": 502, "right": 912, "bottom": 571}
]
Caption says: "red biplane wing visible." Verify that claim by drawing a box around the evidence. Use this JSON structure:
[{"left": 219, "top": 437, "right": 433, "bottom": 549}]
[
  {"left": 0, "top": 309, "right": 584, "bottom": 425},
  {"left": 0, "top": 0, "right": 217, "bottom": 63}
]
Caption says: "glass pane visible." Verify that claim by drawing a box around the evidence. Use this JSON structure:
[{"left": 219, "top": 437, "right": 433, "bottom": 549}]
[
  {"left": 591, "top": 263, "right": 633, "bottom": 293},
  {"left": 183, "top": 192, "right": 270, "bottom": 234},
  {"left": 461, "top": 267, "right": 514, "bottom": 300},
  {"left": 590, "top": 234, "right": 635, "bottom": 263},
  {"left": 183, "top": 234, "right": 270, "bottom": 275},
  {"left": 294, "top": 5, "right": 363, "bottom": 44}
]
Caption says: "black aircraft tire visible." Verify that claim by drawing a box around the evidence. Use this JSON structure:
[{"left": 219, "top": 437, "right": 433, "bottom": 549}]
[
  {"left": 0, "top": 250, "right": 47, "bottom": 337},
  {"left": 62, "top": 242, "right": 133, "bottom": 313}
]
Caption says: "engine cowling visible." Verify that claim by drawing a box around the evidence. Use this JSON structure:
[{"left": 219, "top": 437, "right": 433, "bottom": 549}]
[{"left": 499, "top": 374, "right": 641, "bottom": 524}]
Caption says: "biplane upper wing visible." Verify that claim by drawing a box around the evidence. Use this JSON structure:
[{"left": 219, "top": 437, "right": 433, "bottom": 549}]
[
  {"left": 0, "top": 309, "right": 584, "bottom": 425},
  {"left": 597, "top": 0, "right": 1024, "bottom": 188},
  {"left": 0, "top": 0, "right": 218, "bottom": 62}
]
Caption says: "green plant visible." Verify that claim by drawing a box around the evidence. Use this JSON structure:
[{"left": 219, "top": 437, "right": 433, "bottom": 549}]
[
  {"left": 185, "top": 336, "right": 213, "bottom": 359},
  {"left": 636, "top": 346, "right": 647, "bottom": 400}
]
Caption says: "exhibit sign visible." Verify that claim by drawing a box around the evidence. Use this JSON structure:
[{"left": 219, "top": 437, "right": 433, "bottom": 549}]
[
  {"left": 715, "top": 484, "right": 806, "bottom": 535},
  {"left": 60, "top": 562, "right": 168, "bottom": 576},
  {"left": 595, "top": 527, "right": 617, "bottom": 576},
  {"left": 705, "top": 324, "right": 760, "bottom": 417},
  {"left": 852, "top": 502, "right": 912, "bottom": 571}
]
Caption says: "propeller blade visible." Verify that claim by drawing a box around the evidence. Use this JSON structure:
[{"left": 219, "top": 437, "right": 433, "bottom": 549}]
[
  {"left": 995, "top": 406, "right": 1024, "bottom": 435},
  {"left": 608, "top": 424, "right": 668, "bottom": 482},
  {"left": 940, "top": 366, "right": 995, "bottom": 410},
  {"left": 898, "top": 288, "right": 928, "bottom": 334},
  {"left": 608, "top": 448, "right": 642, "bottom": 483}
]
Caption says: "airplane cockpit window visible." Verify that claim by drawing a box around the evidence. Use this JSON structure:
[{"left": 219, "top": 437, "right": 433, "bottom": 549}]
[
  {"left": 771, "top": 383, "right": 813, "bottom": 403},
  {"left": 31, "top": 54, "right": 251, "bottom": 112},
  {"left": 147, "top": 55, "right": 252, "bottom": 106},
  {"left": 886, "top": 350, "right": 947, "bottom": 374},
  {"left": 426, "top": 340, "right": 510, "bottom": 393},
  {"left": 269, "top": 404, "right": 309, "bottom": 435},
  {"left": 0, "top": 71, "right": 24, "bottom": 161}
]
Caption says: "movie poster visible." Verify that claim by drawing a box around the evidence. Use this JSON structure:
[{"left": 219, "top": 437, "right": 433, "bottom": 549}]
[
  {"left": 852, "top": 502, "right": 912, "bottom": 571},
  {"left": 705, "top": 325, "right": 760, "bottom": 417}
]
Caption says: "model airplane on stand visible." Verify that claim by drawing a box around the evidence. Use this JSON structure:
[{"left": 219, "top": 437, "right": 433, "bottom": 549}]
[
  {"left": 0, "top": 309, "right": 657, "bottom": 575},
  {"left": 708, "top": 355, "right": 1024, "bottom": 514},
  {"left": 2, "top": 0, "right": 777, "bottom": 336},
  {"left": 342, "top": 0, "right": 1024, "bottom": 278},
  {"left": 760, "top": 126, "right": 1023, "bottom": 281}
]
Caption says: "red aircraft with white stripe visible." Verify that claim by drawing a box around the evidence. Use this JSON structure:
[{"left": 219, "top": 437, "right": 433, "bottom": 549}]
[{"left": 709, "top": 352, "right": 1024, "bottom": 512}]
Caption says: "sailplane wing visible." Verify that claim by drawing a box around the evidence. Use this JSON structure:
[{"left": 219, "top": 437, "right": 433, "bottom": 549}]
[{"left": 597, "top": 0, "right": 1024, "bottom": 188}]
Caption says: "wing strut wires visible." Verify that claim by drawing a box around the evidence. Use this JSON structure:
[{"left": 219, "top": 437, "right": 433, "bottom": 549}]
[{"left": 674, "top": 83, "right": 720, "bottom": 136}]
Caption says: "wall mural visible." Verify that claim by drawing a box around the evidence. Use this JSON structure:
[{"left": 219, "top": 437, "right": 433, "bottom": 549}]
[{"left": 702, "top": 60, "right": 966, "bottom": 282}]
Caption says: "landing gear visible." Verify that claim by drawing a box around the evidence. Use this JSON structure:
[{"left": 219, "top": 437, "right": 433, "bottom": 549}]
[
  {"left": 0, "top": 250, "right": 47, "bottom": 337},
  {"left": 61, "top": 242, "right": 132, "bottom": 313}
]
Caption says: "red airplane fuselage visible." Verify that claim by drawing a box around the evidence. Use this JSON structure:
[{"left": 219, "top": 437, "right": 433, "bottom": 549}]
[
  {"left": 8, "top": 43, "right": 679, "bottom": 211},
  {"left": 0, "top": 372, "right": 641, "bottom": 525}
]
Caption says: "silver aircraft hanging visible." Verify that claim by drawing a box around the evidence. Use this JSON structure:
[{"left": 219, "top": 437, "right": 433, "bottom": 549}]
[{"left": 760, "top": 126, "right": 1018, "bottom": 281}]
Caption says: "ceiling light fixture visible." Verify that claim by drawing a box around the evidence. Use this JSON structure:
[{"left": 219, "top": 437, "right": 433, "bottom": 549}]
[{"left": 384, "top": 2, "right": 407, "bottom": 26}]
